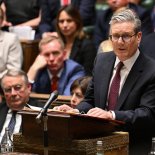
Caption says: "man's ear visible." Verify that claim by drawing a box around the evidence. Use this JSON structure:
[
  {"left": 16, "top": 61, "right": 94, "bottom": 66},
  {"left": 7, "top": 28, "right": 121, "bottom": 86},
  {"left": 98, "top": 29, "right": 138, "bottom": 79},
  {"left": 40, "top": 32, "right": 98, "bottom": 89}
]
[
  {"left": 137, "top": 31, "right": 142, "bottom": 44},
  {"left": 28, "top": 83, "right": 32, "bottom": 92},
  {"left": 63, "top": 50, "right": 67, "bottom": 60}
]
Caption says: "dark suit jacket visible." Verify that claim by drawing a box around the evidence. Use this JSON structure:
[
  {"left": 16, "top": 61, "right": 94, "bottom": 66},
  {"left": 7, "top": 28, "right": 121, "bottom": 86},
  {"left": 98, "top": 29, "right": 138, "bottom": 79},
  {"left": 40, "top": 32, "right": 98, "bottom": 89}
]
[
  {"left": 32, "top": 59, "right": 85, "bottom": 95},
  {"left": 38, "top": 0, "right": 96, "bottom": 38},
  {"left": 94, "top": 3, "right": 154, "bottom": 49},
  {"left": 0, "top": 98, "right": 43, "bottom": 133},
  {"left": 140, "top": 32, "right": 155, "bottom": 60},
  {"left": 0, "top": 102, "right": 9, "bottom": 133},
  {"left": 77, "top": 52, "right": 155, "bottom": 155},
  {"left": 70, "top": 38, "right": 97, "bottom": 75}
]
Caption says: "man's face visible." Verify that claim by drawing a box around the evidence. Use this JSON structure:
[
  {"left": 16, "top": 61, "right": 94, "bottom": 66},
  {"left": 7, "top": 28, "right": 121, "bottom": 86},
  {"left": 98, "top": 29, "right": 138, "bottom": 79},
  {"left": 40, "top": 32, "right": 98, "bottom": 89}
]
[
  {"left": 2, "top": 76, "right": 31, "bottom": 110},
  {"left": 40, "top": 40, "right": 66, "bottom": 74},
  {"left": 107, "top": 0, "right": 128, "bottom": 11},
  {"left": 110, "top": 22, "right": 142, "bottom": 61}
]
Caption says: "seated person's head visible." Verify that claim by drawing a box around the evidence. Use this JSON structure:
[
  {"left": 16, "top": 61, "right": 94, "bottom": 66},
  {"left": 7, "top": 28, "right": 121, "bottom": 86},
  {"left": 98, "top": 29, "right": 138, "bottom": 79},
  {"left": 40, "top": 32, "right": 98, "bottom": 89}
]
[
  {"left": 107, "top": 0, "right": 128, "bottom": 11},
  {"left": 70, "top": 76, "right": 92, "bottom": 108},
  {"left": 56, "top": 5, "right": 85, "bottom": 42},
  {"left": 39, "top": 36, "right": 67, "bottom": 75},
  {"left": 1, "top": 69, "right": 31, "bottom": 110}
]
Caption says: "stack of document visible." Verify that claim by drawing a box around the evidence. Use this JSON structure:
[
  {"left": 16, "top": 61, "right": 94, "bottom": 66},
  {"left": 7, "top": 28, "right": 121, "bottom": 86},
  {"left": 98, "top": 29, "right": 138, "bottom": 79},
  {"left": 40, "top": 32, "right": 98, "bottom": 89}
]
[{"left": 9, "top": 26, "right": 35, "bottom": 40}]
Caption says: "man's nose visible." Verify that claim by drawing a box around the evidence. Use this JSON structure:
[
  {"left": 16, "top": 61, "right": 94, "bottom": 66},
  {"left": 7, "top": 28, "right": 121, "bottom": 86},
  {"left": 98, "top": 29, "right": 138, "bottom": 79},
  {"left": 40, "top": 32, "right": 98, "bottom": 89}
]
[
  {"left": 49, "top": 53, "right": 54, "bottom": 61},
  {"left": 117, "top": 36, "right": 124, "bottom": 43},
  {"left": 10, "top": 88, "right": 17, "bottom": 95}
]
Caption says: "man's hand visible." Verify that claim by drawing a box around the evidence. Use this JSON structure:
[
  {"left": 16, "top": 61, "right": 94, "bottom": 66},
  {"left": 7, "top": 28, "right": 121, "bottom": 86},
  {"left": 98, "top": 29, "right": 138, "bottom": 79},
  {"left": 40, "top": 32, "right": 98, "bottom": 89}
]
[
  {"left": 27, "top": 55, "right": 47, "bottom": 82},
  {"left": 2, "top": 20, "right": 12, "bottom": 27},
  {"left": 87, "top": 107, "right": 113, "bottom": 120},
  {"left": 31, "top": 55, "right": 47, "bottom": 71}
]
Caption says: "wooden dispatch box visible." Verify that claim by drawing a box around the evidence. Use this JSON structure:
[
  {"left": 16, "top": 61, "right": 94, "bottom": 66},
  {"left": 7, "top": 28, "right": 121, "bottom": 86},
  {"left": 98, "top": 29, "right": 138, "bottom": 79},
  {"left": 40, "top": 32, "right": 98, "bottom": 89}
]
[{"left": 13, "top": 110, "right": 128, "bottom": 155}]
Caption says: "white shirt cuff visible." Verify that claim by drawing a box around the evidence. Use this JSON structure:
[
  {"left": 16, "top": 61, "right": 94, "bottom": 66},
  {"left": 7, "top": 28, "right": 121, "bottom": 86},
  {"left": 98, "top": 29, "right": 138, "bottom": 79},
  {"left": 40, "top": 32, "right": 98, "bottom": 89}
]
[
  {"left": 28, "top": 79, "right": 34, "bottom": 84},
  {"left": 110, "top": 110, "right": 116, "bottom": 120}
]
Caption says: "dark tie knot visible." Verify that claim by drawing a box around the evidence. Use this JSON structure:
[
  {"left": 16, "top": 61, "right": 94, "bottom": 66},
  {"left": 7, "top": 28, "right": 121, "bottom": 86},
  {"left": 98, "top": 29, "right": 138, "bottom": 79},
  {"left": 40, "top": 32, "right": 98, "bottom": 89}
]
[
  {"left": 117, "top": 61, "right": 124, "bottom": 72},
  {"left": 12, "top": 111, "right": 17, "bottom": 115},
  {"left": 51, "top": 76, "right": 59, "bottom": 91},
  {"left": 52, "top": 76, "right": 58, "bottom": 81}
]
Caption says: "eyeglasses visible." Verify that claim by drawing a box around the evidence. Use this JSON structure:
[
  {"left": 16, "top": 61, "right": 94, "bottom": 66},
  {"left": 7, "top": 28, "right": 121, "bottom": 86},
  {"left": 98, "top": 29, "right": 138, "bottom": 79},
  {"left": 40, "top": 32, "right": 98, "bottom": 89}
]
[
  {"left": 3, "top": 84, "right": 23, "bottom": 93},
  {"left": 109, "top": 33, "right": 137, "bottom": 42}
]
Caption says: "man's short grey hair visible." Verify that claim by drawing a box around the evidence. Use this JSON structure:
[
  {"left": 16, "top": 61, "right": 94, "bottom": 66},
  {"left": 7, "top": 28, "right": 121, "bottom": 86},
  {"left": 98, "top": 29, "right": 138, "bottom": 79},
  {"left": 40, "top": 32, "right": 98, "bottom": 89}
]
[
  {"left": 1, "top": 69, "right": 29, "bottom": 88},
  {"left": 109, "top": 9, "right": 141, "bottom": 33}
]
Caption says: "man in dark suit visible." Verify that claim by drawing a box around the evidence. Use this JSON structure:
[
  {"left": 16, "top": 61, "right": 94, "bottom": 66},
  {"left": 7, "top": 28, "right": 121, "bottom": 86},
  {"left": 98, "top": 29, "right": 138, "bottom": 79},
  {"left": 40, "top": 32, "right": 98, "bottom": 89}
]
[
  {"left": 94, "top": 0, "right": 153, "bottom": 49},
  {"left": 27, "top": 35, "right": 85, "bottom": 95},
  {"left": 38, "top": 0, "right": 96, "bottom": 38},
  {"left": 56, "top": 9, "right": 155, "bottom": 155},
  {"left": 0, "top": 69, "right": 43, "bottom": 143}
]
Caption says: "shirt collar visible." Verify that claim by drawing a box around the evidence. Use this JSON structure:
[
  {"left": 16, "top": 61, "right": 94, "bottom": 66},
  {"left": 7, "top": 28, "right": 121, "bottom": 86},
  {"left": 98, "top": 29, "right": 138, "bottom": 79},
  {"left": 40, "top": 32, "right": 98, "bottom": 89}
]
[
  {"left": 47, "top": 68, "right": 63, "bottom": 80},
  {"left": 8, "top": 109, "right": 12, "bottom": 114},
  {"left": 115, "top": 49, "right": 140, "bottom": 71},
  {"left": 8, "top": 109, "right": 17, "bottom": 114}
]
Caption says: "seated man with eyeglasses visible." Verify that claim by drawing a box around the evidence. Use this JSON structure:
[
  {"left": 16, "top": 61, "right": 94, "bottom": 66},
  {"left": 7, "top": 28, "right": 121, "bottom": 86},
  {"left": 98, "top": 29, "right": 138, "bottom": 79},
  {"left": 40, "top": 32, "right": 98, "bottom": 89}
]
[
  {"left": 56, "top": 9, "right": 155, "bottom": 155},
  {"left": 0, "top": 69, "right": 44, "bottom": 143}
]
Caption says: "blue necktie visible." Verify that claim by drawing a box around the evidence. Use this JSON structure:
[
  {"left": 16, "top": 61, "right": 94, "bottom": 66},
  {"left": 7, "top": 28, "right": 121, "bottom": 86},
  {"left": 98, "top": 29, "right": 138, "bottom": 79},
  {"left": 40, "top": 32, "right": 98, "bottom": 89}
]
[{"left": 1, "top": 111, "right": 16, "bottom": 143}]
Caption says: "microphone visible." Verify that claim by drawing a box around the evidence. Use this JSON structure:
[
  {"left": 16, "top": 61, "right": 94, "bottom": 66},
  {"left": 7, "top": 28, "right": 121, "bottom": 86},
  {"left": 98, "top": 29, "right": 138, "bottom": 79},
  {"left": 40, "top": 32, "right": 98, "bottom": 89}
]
[{"left": 36, "top": 90, "right": 59, "bottom": 123}]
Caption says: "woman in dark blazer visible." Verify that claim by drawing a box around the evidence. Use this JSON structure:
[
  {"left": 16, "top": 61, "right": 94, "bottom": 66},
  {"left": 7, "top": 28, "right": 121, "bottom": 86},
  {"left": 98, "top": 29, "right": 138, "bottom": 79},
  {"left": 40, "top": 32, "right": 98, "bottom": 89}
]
[
  {"left": 37, "top": 0, "right": 96, "bottom": 38},
  {"left": 55, "top": 5, "right": 97, "bottom": 76}
]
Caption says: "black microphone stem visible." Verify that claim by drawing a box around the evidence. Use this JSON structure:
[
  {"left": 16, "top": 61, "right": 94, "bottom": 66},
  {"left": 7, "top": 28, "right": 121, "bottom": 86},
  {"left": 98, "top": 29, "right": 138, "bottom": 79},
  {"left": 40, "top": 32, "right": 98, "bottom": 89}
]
[
  {"left": 43, "top": 115, "right": 48, "bottom": 155},
  {"left": 35, "top": 90, "right": 59, "bottom": 155},
  {"left": 36, "top": 90, "right": 59, "bottom": 123}
]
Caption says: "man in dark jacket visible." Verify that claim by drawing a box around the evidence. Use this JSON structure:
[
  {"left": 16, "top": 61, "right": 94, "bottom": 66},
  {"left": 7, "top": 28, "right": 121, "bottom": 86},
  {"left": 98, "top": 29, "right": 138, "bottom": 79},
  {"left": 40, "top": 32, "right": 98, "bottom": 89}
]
[{"left": 0, "top": 69, "right": 43, "bottom": 143}]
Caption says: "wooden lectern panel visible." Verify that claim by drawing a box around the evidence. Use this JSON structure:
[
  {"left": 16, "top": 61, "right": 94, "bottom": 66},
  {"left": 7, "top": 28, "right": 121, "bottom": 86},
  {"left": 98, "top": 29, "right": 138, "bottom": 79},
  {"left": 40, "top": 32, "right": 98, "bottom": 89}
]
[
  {"left": 19, "top": 110, "right": 124, "bottom": 144},
  {"left": 14, "top": 110, "right": 128, "bottom": 155}
]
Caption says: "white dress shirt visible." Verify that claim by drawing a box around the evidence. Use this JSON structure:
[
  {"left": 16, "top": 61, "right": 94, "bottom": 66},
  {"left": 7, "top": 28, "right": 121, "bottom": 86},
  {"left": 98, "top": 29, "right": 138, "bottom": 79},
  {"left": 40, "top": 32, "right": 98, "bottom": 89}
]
[
  {"left": 0, "top": 109, "right": 22, "bottom": 143},
  {"left": 0, "top": 104, "right": 43, "bottom": 143},
  {"left": 108, "top": 50, "right": 140, "bottom": 119}
]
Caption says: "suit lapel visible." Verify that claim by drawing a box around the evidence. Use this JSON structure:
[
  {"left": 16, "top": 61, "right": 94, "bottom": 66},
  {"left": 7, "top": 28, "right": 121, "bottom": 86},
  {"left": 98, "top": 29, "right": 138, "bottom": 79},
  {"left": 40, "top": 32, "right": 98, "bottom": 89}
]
[
  {"left": 58, "top": 62, "right": 67, "bottom": 94},
  {"left": 116, "top": 53, "right": 144, "bottom": 110},
  {"left": 96, "top": 53, "right": 115, "bottom": 108},
  {"left": 0, "top": 102, "right": 9, "bottom": 132},
  {"left": 40, "top": 69, "right": 51, "bottom": 93},
  {"left": 70, "top": 38, "right": 81, "bottom": 59}
]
